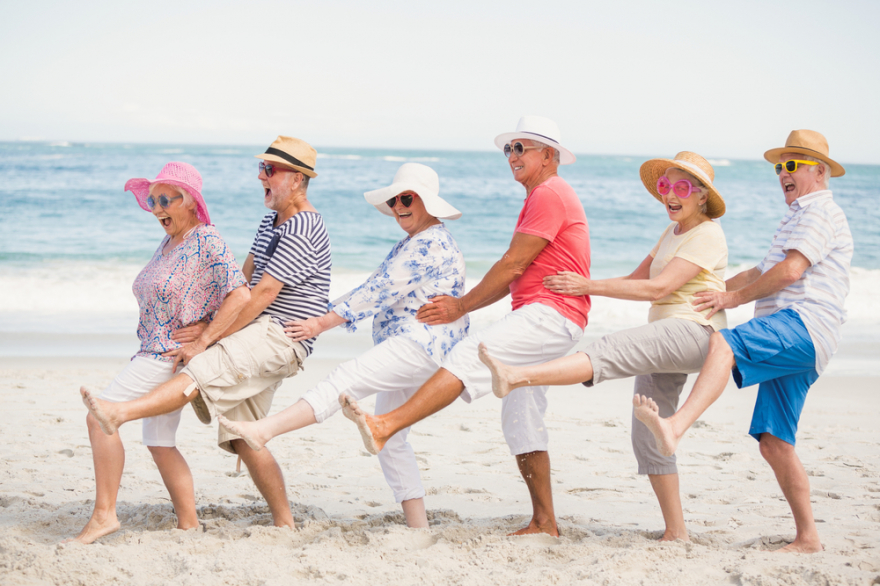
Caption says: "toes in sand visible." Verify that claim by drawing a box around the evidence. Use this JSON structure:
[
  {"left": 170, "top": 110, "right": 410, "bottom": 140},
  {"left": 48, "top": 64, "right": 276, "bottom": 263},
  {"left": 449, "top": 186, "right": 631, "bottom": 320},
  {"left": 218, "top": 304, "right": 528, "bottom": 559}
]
[
  {"left": 64, "top": 517, "right": 121, "bottom": 545},
  {"left": 80, "top": 386, "right": 119, "bottom": 436},
  {"left": 217, "top": 415, "right": 264, "bottom": 451},
  {"left": 339, "top": 394, "right": 382, "bottom": 455},
  {"left": 633, "top": 394, "right": 679, "bottom": 457},
  {"left": 477, "top": 342, "right": 515, "bottom": 399}
]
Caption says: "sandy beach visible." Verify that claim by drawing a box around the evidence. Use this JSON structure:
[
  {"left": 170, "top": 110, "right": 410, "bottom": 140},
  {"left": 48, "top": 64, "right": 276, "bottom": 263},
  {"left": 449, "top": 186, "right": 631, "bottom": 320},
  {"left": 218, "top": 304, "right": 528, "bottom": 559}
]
[{"left": 2, "top": 321, "right": 879, "bottom": 586}]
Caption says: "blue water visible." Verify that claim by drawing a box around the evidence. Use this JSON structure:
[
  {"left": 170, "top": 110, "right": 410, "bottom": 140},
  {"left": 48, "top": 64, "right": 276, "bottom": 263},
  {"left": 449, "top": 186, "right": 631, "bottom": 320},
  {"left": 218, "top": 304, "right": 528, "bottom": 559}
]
[{"left": 2, "top": 140, "right": 878, "bottom": 278}]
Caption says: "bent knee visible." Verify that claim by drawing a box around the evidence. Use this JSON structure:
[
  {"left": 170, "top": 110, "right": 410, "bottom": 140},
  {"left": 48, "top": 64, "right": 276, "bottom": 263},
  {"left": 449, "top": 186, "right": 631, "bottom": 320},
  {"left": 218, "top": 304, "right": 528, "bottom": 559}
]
[{"left": 759, "top": 434, "right": 794, "bottom": 461}]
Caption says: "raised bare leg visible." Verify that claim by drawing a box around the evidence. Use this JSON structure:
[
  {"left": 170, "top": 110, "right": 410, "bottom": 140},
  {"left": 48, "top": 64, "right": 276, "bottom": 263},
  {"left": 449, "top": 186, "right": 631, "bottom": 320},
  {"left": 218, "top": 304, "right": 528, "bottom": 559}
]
[
  {"left": 634, "top": 332, "right": 735, "bottom": 456},
  {"left": 401, "top": 497, "right": 428, "bottom": 529},
  {"left": 81, "top": 374, "right": 198, "bottom": 436},
  {"left": 758, "top": 434, "right": 822, "bottom": 553},
  {"left": 478, "top": 344, "right": 594, "bottom": 398},
  {"left": 510, "top": 451, "right": 558, "bottom": 537},
  {"left": 67, "top": 412, "right": 125, "bottom": 544},
  {"left": 147, "top": 446, "right": 199, "bottom": 531},
  {"left": 648, "top": 473, "right": 689, "bottom": 541},
  {"left": 341, "top": 368, "right": 463, "bottom": 454},
  {"left": 230, "top": 439, "right": 294, "bottom": 528},
  {"left": 219, "top": 399, "right": 318, "bottom": 452}
]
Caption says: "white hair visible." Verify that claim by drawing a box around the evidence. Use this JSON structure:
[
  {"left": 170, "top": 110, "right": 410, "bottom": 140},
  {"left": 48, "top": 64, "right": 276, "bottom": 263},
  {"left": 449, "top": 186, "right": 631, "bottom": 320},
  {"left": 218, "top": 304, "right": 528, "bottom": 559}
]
[
  {"left": 530, "top": 140, "right": 561, "bottom": 164},
  {"left": 149, "top": 183, "right": 197, "bottom": 211},
  {"left": 796, "top": 154, "right": 832, "bottom": 189}
]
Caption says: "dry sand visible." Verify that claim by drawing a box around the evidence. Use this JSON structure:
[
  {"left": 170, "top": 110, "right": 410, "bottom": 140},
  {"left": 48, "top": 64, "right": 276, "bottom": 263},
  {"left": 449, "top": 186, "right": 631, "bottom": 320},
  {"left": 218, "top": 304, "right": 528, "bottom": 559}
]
[{"left": 1, "top": 350, "right": 879, "bottom": 585}]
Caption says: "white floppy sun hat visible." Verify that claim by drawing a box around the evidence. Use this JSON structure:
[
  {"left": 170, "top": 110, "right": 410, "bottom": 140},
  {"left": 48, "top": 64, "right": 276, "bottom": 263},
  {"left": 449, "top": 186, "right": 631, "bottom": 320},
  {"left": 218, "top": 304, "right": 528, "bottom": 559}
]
[
  {"left": 364, "top": 163, "right": 462, "bottom": 220},
  {"left": 494, "top": 115, "right": 576, "bottom": 165}
]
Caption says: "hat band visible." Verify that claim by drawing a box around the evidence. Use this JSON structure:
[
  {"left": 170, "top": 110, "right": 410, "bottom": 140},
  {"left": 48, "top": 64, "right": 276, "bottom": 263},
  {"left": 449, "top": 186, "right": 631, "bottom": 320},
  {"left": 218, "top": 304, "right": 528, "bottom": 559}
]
[
  {"left": 784, "top": 145, "right": 830, "bottom": 160},
  {"left": 520, "top": 131, "right": 559, "bottom": 146},
  {"left": 265, "top": 147, "right": 315, "bottom": 171}
]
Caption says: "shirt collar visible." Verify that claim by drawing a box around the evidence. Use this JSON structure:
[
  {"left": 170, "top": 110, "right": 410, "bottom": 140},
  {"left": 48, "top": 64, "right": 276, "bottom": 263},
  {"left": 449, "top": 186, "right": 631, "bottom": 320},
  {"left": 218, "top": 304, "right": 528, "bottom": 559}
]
[{"left": 791, "top": 189, "right": 833, "bottom": 210}]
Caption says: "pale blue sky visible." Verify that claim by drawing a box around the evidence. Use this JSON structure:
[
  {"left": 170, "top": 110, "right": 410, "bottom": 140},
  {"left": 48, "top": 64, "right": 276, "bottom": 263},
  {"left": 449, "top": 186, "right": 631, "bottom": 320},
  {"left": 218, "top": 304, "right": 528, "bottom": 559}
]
[{"left": 2, "top": 0, "right": 879, "bottom": 163}]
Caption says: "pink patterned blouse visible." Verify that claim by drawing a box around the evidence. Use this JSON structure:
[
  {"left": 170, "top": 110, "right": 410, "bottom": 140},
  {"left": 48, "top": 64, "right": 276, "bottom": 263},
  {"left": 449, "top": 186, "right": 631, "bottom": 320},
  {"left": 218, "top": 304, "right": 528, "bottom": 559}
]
[{"left": 133, "top": 224, "right": 247, "bottom": 361}]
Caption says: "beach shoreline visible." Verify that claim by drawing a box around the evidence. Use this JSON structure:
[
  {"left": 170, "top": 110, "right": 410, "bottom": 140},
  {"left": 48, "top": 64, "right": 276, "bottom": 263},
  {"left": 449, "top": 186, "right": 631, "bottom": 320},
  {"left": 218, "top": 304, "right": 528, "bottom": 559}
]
[{"left": 2, "top": 335, "right": 878, "bottom": 585}]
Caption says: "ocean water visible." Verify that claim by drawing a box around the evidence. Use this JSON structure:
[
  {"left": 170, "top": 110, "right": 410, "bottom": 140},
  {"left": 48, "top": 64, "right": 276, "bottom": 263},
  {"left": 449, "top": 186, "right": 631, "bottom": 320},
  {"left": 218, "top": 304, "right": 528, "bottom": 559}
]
[{"left": 1, "top": 141, "right": 878, "bottom": 365}]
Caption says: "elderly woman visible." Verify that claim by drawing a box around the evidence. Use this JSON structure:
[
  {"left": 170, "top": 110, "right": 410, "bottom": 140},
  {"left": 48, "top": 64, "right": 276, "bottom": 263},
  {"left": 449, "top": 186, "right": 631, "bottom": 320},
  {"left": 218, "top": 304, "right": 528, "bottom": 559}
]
[
  {"left": 479, "top": 152, "right": 727, "bottom": 542},
  {"left": 71, "top": 162, "right": 250, "bottom": 544},
  {"left": 219, "top": 162, "right": 467, "bottom": 528}
]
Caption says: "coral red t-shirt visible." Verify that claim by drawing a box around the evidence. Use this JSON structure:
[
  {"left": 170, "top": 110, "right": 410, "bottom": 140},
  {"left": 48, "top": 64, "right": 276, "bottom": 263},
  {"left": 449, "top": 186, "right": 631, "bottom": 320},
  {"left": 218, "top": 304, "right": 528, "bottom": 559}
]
[{"left": 509, "top": 175, "right": 591, "bottom": 329}]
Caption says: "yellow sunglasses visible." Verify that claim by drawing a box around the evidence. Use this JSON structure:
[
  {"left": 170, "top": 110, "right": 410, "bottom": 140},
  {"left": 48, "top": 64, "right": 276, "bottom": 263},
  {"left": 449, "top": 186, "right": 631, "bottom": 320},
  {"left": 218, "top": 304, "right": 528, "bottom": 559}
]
[{"left": 775, "top": 159, "right": 818, "bottom": 175}]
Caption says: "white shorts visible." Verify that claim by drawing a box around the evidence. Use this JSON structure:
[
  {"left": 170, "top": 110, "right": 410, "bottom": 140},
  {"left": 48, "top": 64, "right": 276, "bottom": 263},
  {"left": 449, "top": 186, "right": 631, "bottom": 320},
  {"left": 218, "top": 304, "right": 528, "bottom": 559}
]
[
  {"left": 302, "top": 336, "right": 438, "bottom": 503},
  {"left": 442, "top": 303, "right": 583, "bottom": 455},
  {"left": 99, "top": 356, "right": 183, "bottom": 447}
]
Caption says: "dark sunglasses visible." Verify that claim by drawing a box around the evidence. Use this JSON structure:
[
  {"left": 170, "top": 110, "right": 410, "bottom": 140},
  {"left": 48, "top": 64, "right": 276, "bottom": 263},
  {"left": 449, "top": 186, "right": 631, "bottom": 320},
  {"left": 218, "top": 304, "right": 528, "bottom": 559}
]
[
  {"left": 146, "top": 194, "right": 182, "bottom": 209},
  {"left": 503, "top": 141, "right": 542, "bottom": 158},
  {"left": 774, "top": 160, "right": 818, "bottom": 175},
  {"left": 259, "top": 161, "right": 299, "bottom": 178},
  {"left": 386, "top": 194, "right": 414, "bottom": 208}
]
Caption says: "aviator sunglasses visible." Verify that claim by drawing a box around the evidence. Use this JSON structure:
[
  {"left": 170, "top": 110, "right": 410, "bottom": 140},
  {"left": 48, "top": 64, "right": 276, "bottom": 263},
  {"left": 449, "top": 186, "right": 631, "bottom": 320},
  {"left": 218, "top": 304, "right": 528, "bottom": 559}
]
[
  {"left": 503, "top": 141, "right": 543, "bottom": 158},
  {"left": 774, "top": 159, "right": 818, "bottom": 175},
  {"left": 259, "top": 161, "right": 299, "bottom": 178},
  {"left": 146, "top": 194, "right": 183, "bottom": 209},
  {"left": 386, "top": 194, "right": 415, "bottom": 208},
  {"left": 656, "top": 176, "right": 702, "bottom": 199}
]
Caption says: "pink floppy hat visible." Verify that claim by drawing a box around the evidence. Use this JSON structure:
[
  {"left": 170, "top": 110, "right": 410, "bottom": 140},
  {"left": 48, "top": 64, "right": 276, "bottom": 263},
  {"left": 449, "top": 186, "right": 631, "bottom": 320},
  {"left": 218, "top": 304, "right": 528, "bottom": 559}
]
[{"left": 125, "top": 162, "right": 211, "bottom": 224}]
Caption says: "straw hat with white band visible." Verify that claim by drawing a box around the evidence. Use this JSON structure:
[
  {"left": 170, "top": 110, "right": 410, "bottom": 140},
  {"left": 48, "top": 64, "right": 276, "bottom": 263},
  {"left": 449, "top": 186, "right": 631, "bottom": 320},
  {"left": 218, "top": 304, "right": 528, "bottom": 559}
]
[
  {"left": 255, "top": 135, "right": 319, "bottom": 178},
  {"left": 494, "top": 115, "right": 576, "bottom": 165},
  {"left": 364, "top": 163, "right": 461, "bottom": 220},
  {"left": 639, "top": 151, "right": 726, "bottom": 219},
  {"left": 763, "top": 129, "right": 845, "bottom": 177}
]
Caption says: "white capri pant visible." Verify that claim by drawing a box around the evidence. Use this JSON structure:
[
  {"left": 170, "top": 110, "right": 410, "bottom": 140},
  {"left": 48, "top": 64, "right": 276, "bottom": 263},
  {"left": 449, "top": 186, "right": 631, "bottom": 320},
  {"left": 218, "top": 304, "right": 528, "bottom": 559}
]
[
  {"left": 98, "top": 356, "right": 183, "bottom": 447},
  {"left": 301, "top": 336, "right": 438, "bottom": 503},
  {"left": 442, "top": 303, "right": 584, "bottom": 455}
]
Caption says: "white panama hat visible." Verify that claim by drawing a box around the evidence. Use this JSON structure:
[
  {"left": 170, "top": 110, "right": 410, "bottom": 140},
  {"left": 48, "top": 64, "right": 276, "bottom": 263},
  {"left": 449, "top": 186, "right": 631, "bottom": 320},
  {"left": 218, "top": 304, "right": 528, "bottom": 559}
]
[
  {"left": 364, "top": 163, "right": 462, "bottom": 220},
  {"left": 494, "top": 115, "right": 576, "bottom": 165}
]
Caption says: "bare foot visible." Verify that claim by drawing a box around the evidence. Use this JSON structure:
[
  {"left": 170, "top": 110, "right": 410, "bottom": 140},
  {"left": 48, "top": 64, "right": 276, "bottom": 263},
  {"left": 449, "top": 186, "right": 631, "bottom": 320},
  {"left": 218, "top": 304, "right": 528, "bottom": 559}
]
[
  {"left": 217, "top": 415, "right": 266, "bottom": 451},
  {"left": 80, "top": 387, "right": 120, "bottom": 436},
  {"left": 633, "top": 394, "right": 679, "bottom": 457},
  {"left": 509, "top": 517, "right": 559, "bottom": 537},
  {"left": 477, "top": 343, "right": 519, "bottom": 399},
  {"left": 339, "top": 394, "right": 384, "bottom": 455},
  {"left": 775, "top": 538, "right": 823, "bottom": 554},
  {"left": 658, "top": 529, "right": 690, "bottom": 542},
  {"left": 64, "top": 515, "right": 121, "bottom": 545}
]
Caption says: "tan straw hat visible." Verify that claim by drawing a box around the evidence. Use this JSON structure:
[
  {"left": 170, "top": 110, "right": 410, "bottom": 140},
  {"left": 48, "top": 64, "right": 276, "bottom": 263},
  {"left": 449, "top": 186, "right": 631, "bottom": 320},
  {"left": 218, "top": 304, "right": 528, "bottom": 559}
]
[
  {"left": 763, "top": 129, "right": 845, "bottom": 177},
  {"left": 640, "top": 152, "right": 726, "bottom": 219},
  {"left": 255, "top": 136, "right": 318, "bottom": 178}
]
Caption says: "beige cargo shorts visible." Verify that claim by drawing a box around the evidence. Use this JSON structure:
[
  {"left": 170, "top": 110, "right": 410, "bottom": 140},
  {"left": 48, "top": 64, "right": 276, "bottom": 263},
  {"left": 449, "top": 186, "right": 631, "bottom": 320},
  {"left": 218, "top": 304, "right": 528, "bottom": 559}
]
[{"left": 182, "top": 315, "right": 306, "bottom": 453}]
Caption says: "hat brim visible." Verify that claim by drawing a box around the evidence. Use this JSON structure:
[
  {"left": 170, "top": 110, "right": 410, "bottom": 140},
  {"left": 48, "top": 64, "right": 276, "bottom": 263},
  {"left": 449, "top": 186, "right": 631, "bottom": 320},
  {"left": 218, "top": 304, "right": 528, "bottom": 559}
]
[
  {"left": 494, "top": 132, "right": 576, "bottom": 165},
  {"left": 762, "top": 147, "right": 845, "bottom": 177},
  {"left": 364, "top": 182, "right": 462, "bottom": 220},
  {"left": 254, "top": 153, "right": 318, "bottom": 178},
  {"left": 125, "top": 178, "right": 211, "bottom": 224},
  {"left": 639, "top": 159, "right": 726, "bottom": 219}
]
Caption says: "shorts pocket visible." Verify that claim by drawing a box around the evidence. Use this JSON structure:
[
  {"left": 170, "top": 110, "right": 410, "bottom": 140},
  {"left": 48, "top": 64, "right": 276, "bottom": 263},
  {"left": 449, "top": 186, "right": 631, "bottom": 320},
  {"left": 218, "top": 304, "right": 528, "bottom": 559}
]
[
  {"left": 258, "top": 345, "right": 302, "bottom": 379},
  {"left": 740, "top": 319, "right": 794, "bottom": 363}
]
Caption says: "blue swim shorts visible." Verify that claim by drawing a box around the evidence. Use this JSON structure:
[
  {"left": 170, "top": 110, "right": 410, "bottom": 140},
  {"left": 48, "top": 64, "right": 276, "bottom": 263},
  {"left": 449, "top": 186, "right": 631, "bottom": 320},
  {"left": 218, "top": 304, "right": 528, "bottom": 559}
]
[{"left": 720, "top": 308, "right": 818, "bottom": 446}]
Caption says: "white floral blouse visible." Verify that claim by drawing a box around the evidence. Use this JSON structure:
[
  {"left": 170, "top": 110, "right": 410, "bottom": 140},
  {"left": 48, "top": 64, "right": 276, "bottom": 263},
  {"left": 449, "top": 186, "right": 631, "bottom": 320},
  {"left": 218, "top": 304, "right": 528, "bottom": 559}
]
[{"left": 329, "top": 224, "right": 469, "bottom": 365}]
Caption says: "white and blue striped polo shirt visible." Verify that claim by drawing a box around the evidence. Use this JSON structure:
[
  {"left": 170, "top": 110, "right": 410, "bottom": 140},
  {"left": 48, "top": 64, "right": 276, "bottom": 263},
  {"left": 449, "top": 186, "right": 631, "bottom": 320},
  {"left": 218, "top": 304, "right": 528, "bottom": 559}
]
[
  {"left": 755, "top": 190, "right": 853, "bottom": 374},
  {"left": 249, "top": 211, "right": 332, "bottom": 355}
]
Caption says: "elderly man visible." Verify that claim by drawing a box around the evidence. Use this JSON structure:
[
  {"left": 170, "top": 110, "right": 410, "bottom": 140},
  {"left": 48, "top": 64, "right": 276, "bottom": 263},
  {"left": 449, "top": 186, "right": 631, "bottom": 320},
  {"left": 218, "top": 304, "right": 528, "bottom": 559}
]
[
  {"left": 83, "top": 135, "right": 331, "bottom": 529},
  {"left": 634, "top": 129, "right": 852, "bottom": 553},
  {"left": 342, "top": 116, "right": 590, "bottom": 536}
]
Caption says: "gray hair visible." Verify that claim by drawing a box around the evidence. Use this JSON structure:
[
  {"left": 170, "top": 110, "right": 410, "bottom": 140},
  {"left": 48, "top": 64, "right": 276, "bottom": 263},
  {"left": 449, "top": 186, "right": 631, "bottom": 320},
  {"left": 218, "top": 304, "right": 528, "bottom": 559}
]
[
  {"left": 149, "top": 182, "right": 197, "bottom": 212},
  {"left": 796, "top": 154, "right": 832, "bottom": 189},
  {"left": 531, "top": 140, "right": 561, "bottom": 164}
]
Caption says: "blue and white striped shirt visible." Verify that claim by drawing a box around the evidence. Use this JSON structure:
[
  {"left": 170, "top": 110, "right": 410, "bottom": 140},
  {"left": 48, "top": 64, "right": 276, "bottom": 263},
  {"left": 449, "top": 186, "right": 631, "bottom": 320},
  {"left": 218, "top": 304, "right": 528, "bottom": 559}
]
[
  {"left": 755, "top": 190, "right": 853, "bottom": 374},
  {"left": 249, "top": 211, "right": 332, "bottom": 355}
]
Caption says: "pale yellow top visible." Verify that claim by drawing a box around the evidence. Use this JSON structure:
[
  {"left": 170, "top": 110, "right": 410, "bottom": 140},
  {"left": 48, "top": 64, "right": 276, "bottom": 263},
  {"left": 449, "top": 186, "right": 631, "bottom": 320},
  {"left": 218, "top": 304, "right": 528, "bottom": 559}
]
[{"left": 648, "top": 220, "right": 728, "bottom": 331}]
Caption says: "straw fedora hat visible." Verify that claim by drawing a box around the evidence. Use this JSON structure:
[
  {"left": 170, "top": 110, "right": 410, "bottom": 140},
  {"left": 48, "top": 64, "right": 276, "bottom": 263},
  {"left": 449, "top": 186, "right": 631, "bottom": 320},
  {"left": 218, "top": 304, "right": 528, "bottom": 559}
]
[
  {"left": 640, "top": 152, "right": 726, "bottom": 219},
  {"left": 364, "top": 163, "right": 461, "bottom": 220},
  {"left": 255, "top": 136, "right": 318, "bottom": 178},
  {"left": 494, "top": 115, "right": 576, "bottom": 165},
  {"left": 763, "top": 129, "right": 845, "bottom": 177},
  {"left": 125, "top": 161, "right": 211, "bottom": 224}
]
